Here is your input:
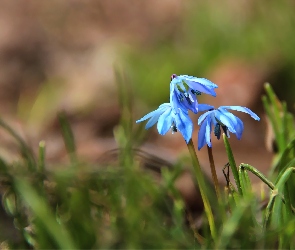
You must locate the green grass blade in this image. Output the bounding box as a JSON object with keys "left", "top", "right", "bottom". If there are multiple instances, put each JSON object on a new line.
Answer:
{"left": 270, "top": 138, "right": 295, "bottom": 175}
{"left": 58, "top": 112, "right": 78, "bottom": 164}
{"left": 266, "top": 168, "right": 294, "bottom": 233}
{"left": 238, "top": 166, "right": 252, "bottom": 197}
{"left": 239, "top": 164, "right": 275, "bottom": 190}
{"left": 216, "top": 197, "right": 252, "bottom": 249}
{"left": 275, "top": 167, "right": 294, "bottom": 190}
{"left": 38, "top": 140, "right": 46, "bottom": 172}
{"left": 223, "top": 134, "right": 242, "bottom": 195}
{"left": 0, "top": 117, "right": 36, "bottom": 170}
{"left": 263, "top": 190, "right": 277, "bottom": 229}
{"left": 274, "top": 157, "right": 295, "bottom": 185}
{"left": 15, "top": 178, "right": 76, "bottom": 249}
{"left": 262, "top": 95, "right": 280, "bottom": 150}
{"left": 264, "top": 83, "right": 285, "bottom": 151}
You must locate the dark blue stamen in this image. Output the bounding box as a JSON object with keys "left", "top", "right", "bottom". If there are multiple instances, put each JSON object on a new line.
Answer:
{"left": 183, "top": 93, "right": 192, "bottom": 104}
{"left": 191, "top": 89, "right": 202, "bottom": 95}
{"left": 178, "top": 93, "right": 184, "bottom": 102}
{"left": 221, "top": 125, "right": 229, "bottom": 138}
{"left": 214, "top": 124, "right": 221, "bottom": 139}
{"left": 171, "top": 124, "right": 177, "bottom": 133}
{"left": 185, "top": 96, "right": 192, "bottom": 105}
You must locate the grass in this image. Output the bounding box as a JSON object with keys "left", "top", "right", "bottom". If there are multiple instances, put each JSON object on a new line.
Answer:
{"left": 0, "top": 81, "right": 295, "bottom": 249}
{"left": 1, "top": 1, "right": 295, "bottom": 248}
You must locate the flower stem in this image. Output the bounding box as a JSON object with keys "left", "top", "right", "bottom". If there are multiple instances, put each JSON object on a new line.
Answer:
{"left": 223, "top": 134, "right": 242, "bottom": 195}
{"left": 207, "top": 145, "right": 221, "bottom": 202}
{"left": 187, "top": 139, "right": 216, "bottom": 240}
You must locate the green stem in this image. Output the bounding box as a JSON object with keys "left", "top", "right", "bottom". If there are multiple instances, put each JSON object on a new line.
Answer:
{"left": 207, "top": 146, "right": 221, "bottom": 202}
{"left": 263, "top": 190, "right": 277, "bottom": 229}
{"left": 239, "top": 164, "right": 275, "bottom": 190}
{"left": 223, "top": 134, "right": 242, "bottom": 195}
{"left": 38, "top": 141, "right": 46, "bottom": 173}
{"left": 187, "top": 139, "right": 216, "bottom": 240}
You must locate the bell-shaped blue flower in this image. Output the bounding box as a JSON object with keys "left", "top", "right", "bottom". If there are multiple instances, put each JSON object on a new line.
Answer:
{"left": 170, "top": 74, "right": 218, "bottom": 114}
{"left": 136, "top": 103, "right": 193, "bottom": 143}
{"left": 197, "top": 105, "right": 260, "bottom": 150}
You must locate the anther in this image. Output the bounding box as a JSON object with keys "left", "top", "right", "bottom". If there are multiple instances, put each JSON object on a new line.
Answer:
{"left": 171, "top": 74, "right": 177, "bottom": 80}
{"left": 221, "top": 125, "right": 230, "bottom": 138}
{"left": 185, "top": 95, "right": 192, "bottom": 105}
{"left": 171, "top": 124, "right": 178, "bottom": 134}
{"left": 191, "top": 89, "right": 202, "bottom": 95}
{"left": 214, "top": 124, "right": 221, "bottom": 139}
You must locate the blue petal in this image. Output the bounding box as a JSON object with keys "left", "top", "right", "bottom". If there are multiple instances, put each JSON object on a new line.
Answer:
{"left": 219, "top": 109, "right": 244, "bottom": 139}
{"left": 172, "top": 75, "right": 217, "bottom": 97}
{"left": 205, "top": 116, "right": 212, "bottom": 147}
{"left": 170, "top": 77, "right": 186, "bottom": 92}
{"left": 198, "top": 110, "right": 213, "bottom": 125}
{"left": 170, "top": 91, "right": 190, "bottom": 113}
{"left": 183, "top": 80, "right": 217, "bottom": 96}
{"left": 159, "top": 103, "right": 172, "bottom": 109}
{"left": 136, "top": 110, "right": 160, "bottom": 124}
{"left": 170, "top": 86, "right": 198, "bottom": 113}
{"left": 145, "top": 113, "right": 161, "bottom": 129}
{"left": 198, "top": 116, "right": 209, "bottom": 150}
{"left": 180, "top": 75, "right": 218, "bottom": 88}
{"left": 187, "top": 89, "right": 199, "bottom": 113}
{"left": 178, "top": 90, "right": 198, "bottom": 114}
{"left": 198, "top": 104, "right": 215, "bottom": 112}
{"left": 157, "top": 107, "right": 173, "bottom": 135}
{"left": 179, "top": 76, "right": 218, "bottom": 96}
{"left": 233, "top": 116, "right": 244, "bottom": 139}
{"left": 146, "top": 104, "right": 171, "bottom": 128}
{"left": 136, "top": 104, "right": 168, "bottom": 124}
{"left": 175, "top": 110, "right": 193, "bottom": 143}
{"left": 214, "top": 109, "right": 237, "bottom": 133}
{"left": 221, "top": 106, "right": 260, "bottom": 121}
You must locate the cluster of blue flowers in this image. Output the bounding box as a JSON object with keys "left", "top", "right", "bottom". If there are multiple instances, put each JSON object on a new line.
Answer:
{"left": 136, "top": 74, "right": 260, "bottom": 150}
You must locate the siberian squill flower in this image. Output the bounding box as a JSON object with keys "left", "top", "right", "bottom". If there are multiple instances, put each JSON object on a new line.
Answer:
{"left": 136, "top": 103, "right": 193, "bottom": 143}
{"left": 170, "top": 74, "right": 218, "bottom": 114}
{"left": 197, "top": 105, "right": 260, "bottom": 150}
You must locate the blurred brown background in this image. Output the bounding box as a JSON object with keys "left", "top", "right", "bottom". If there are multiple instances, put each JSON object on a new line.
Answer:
{"left": 0, "top": 0, "right": 294, "bottom": 184}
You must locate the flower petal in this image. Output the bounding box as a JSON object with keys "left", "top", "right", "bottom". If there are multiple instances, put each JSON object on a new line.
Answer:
{"left": 145, "top": 113, "right": 161, "bottom": 129}
{"left": 198, "top": 104, "right": 215, "bottom": 112}
{"left": 157, "top": 107, "right": 173, "bottom": 135}
{"left": 205, "top": 116, "right": 212, "bottom": 147}
{"left": 214, "top": 109, "right": 237, "bottom": 133}
{"left": 170, "top": 91, "right": 190, "bottom": 113}
{"left": 198, "top": 116, "right": 208, "bottom": 150}
{"left": 136, "top": 104, "right": 168, "bottom": 124}
{"left": 184, "top": 80, "right": 217, "bottom": 96}
{"left": 136, "top": 103, "right": 171, "bottom": 130}
{"left": 232, "top": 116, "right": 244, "bottom": 139}
{"left": 198, "top": 110, "right": 213, "bottom": 125}
{"left": 179, "top": 75, "right": 218, "bottom": 96}
{"left": 221, "top": 106, "right": 260, "bottom": 121}
{"left": 180, "top": 75, "right": 218, "bottom": 88}
{"left": 186, "top": 90, "right": 199, "bottom": 113}
{"left": 175, "top": 110, "right": 193, "bottom": 143}
{"left": 219, "top": 109, "right": 244, "bottom": 139}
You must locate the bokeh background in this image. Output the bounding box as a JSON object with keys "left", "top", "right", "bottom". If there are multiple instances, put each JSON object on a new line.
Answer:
{"left": 0, "top": 0, "right": 294, "bottom": 180}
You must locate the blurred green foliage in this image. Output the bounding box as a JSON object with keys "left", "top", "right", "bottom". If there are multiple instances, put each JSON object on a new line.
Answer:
{"left": 0, "top": 76, "right": 295, "bottom": 248}
{"left": 1, "top": 1, "right": 295, "bottom": 248}
{"left": 0, "top": 113, "right": 193, "bottom": 249}
{"left": 124, "top": 0, "right": 295, "bottom": 109}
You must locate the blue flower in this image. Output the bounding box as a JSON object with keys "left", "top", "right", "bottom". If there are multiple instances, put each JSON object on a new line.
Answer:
{"left": 136, "top": 103, "right": 193, "bottom": 143}
{"left": 197, "top": 105, "right": 260, "bottom": 150}
{"left": 170, "top": 74, "right": 218, "bottom": 114}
